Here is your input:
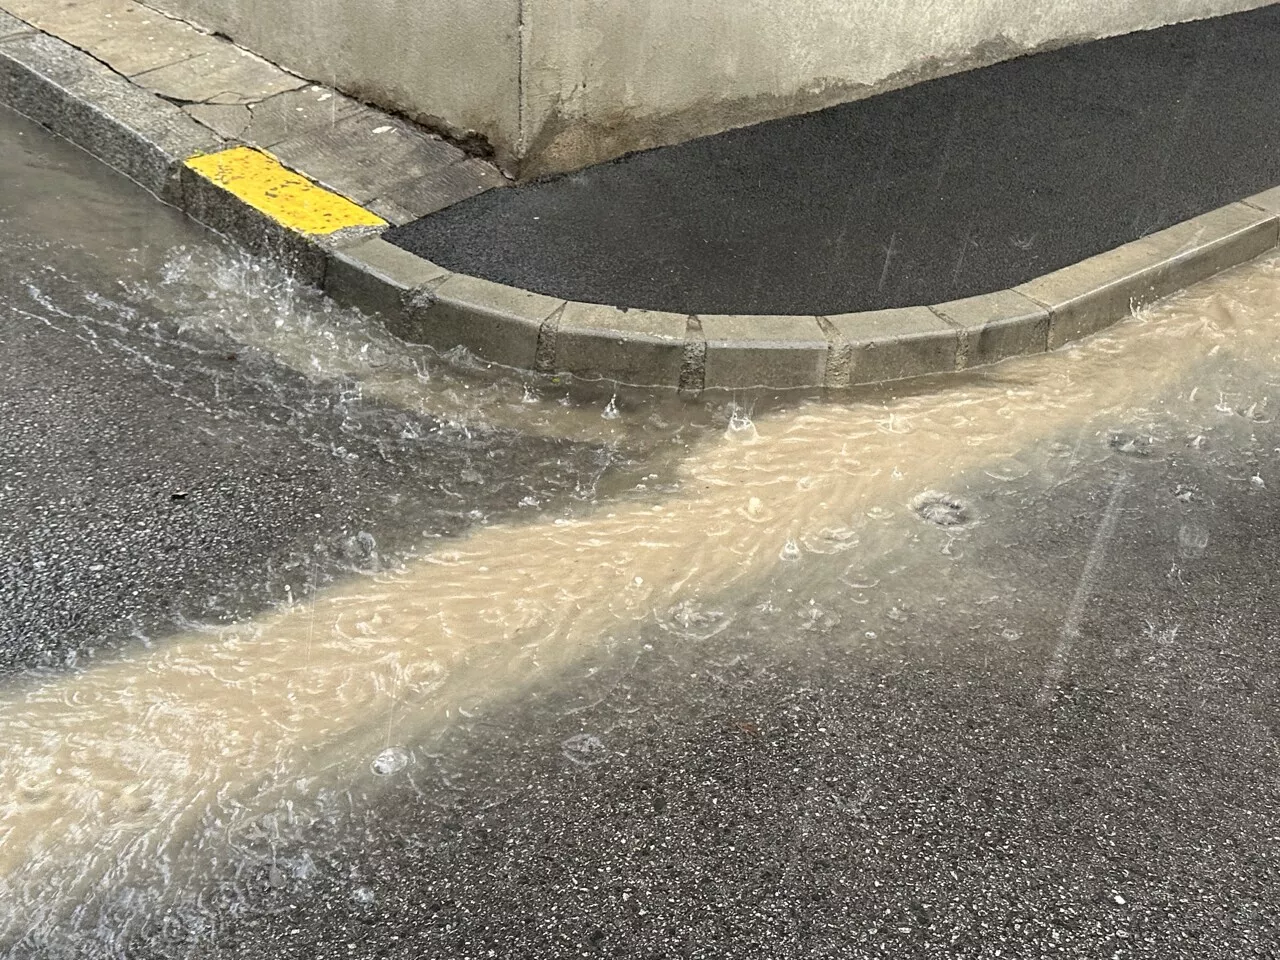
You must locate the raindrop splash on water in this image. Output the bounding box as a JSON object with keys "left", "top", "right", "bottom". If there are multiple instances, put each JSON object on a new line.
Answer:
{"left": 911, "top": 491, "right": 972, "bottom": 527}
{"left": 561, "top": 733, "right": 608, "bottom": 766}
{"left": 724, "top": 410, "right": 759, "bottom": 442}
{"left": 7, "top": 158, "right": 1280, "bottom": 953}
{"left": 371, "top": 746, "right": 410, "bottom": 776}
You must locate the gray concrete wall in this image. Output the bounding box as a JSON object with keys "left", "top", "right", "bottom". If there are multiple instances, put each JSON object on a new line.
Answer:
{"left": 143, "top": 0, "right": 523, "bottom": 167}
{"left": 144, "top": 0, "right": 1274, "bottom": 178}
{"left": 520, "top": 0, "right": 1275, "bottom": 176}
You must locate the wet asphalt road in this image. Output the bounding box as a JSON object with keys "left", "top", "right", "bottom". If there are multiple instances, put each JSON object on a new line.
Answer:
{"left": 6, "top": 85, "right": 1280, "bottom": 960}
{"left": 124, "top": 421, "right": 1280, "bottom": 960}
{"left": 0, "top": 105, "right": 624, "bottom": 673}
{"left": 389, "top": 4, "right": 1280, "bottom": 316}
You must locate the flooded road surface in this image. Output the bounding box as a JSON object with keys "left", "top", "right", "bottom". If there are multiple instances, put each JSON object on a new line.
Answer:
{"left": 2, "top": 103, "right": 1279, "bottom": 959}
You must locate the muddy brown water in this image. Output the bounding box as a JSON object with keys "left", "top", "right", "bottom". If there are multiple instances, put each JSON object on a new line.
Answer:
{"left": 4, "top": 104, "right": 1280, "bottom": 954}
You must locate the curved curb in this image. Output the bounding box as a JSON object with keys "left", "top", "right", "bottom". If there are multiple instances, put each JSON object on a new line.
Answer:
{"left": 4, "top": 13, "right": 1280, "bottom": 394}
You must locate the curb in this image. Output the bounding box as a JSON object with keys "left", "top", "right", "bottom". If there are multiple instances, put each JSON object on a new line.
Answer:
{"left": 4, "top": 8, "right": 1279, "bottom": 394}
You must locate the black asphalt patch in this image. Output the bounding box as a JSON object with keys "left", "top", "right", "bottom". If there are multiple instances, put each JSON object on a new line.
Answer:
{"left": 387, "top": 5, "right": 1280, "bottom": 316}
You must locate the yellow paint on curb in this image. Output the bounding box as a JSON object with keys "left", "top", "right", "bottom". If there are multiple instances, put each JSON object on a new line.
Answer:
{"left": 185, "top": 146, "right": 386, "bottom": 235}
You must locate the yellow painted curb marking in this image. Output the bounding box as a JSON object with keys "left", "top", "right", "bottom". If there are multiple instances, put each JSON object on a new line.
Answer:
{"left": 185, "top": 146, "right": 386, "bottom": 235}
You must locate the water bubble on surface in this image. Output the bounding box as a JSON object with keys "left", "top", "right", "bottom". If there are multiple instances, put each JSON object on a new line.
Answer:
{"left": 779, "top": 539, "right": 802, "bottom": 562}
{"left": 561, "top": 733, "right": 608, "bottom": 766}
{"left": 371, "top": 746, "right": 410, "bottom": 776}
{"left": 912, "top": 491, "right": 972, "bottom": 527}
{"left": 1108, "top": 432, "right": 1153, "bottom": 457}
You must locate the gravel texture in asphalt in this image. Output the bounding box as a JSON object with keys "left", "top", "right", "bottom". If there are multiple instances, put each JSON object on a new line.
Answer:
{"left": 0, "top": 105, "right": 625, "bottom": 674}
{"left": 132, "top": 412, "right": 1280, "bottom": 960}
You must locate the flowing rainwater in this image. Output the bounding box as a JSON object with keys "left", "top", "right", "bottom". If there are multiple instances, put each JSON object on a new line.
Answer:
{"left": 4, "top": 106, "right": 1280, "bottom": 953}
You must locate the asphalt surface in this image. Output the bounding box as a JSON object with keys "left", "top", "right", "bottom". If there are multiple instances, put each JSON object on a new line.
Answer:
{"left": 7, "top": 69, "right": 1280, "bottom": 960}
{"left": 0, "top": 105, "right": 627, "bottom": 674}
{"left": 388, "top": 4, "right": 1280, "bottom": 316}
{"left": 127, "top": 403, "right": 1280, "bottom": 960}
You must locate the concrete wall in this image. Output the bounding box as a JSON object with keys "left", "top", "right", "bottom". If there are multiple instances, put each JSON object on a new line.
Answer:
{"left": 145, "top": 0, "right": 1274, "bottom": 178}
{"left": 520, "top": 0, "right": 1275, "bottom": 176}
{"left": 144, "top": 0, "right": 522, "bottom": 167}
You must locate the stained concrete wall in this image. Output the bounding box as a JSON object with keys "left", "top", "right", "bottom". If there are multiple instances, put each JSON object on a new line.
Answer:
{"left": 520, "top": 0, "right": 1276, "bottom": 176}
{"left": 145, "top": 0, "right": 1274, "bottom": 178}
{"left": 143, "top": 0, "right": 522, "bottom": 167}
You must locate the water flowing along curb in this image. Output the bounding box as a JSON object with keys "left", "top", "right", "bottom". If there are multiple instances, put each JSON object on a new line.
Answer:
{"left": 4, "top": 12, "right": 1280, "bottom": 393}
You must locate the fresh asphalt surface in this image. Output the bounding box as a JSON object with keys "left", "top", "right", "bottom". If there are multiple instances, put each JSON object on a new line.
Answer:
{"left": 389, "top": 4, "right": 1280, "bottom": 316}
{"left": 6, "top": 53, "right": 1280, "bottom": 960}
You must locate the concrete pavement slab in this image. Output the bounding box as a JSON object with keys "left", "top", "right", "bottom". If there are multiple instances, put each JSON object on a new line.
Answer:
{"left": 132, "top": 40, "right": 304, "bottom": 104}
{"left": 271, "top": 110, "right": 468, "bottom": 205}
{"left": 244, "top": 86, "right": 361, "bottom": 145}
{"left": 9, "top": 0, "right": 209, "bottom": 77}
{"left": 373, "top": 155, "right": 507, "bottom": 219}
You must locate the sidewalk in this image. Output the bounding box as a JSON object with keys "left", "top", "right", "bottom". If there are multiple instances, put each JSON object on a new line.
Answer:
{"left": 4, "top": 2, "right": 1280, "bottom": 392}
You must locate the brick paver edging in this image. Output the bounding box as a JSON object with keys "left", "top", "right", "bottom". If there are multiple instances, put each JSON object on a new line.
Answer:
{"left": 5, "top": 11, "right": 1280, "bottom": 393}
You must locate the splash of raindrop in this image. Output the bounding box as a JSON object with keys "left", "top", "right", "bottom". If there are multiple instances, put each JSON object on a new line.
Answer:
{"left": 724, "top": 411, "right": 759, "bottom": 442}
{"left": 371, "top": 746, "right": 410, "bottom": 776}
{"left": 561, "top": 733, "right": 608, "bottom": 766}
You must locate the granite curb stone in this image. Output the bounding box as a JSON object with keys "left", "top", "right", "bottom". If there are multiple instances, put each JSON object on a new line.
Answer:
{"left": 406, "top": 275, "right": 566, "bottom": 370}
{"left": 0, "top": 10, "right": 30, "bottom": 38}
{"left": 697, "top": 315, "right": 830, "bottom": 389}
{"left": 324, "top": 237, "right": 452, "bottom": 331}
{"left": 553, "top": 303, "right": 690, "bottom": 385}
{"left": 3, "top": 6, "right": 1280, "bottom": 393}
{"left": 825, "top": 307, "right": 960, "bottom": 387}
{"left": 1244, "top": 185, "right": 1280, "bottom": 216}
{"left": 0, "top": 30, "right": 221, "bottom": 201}
{"left": 1016, "top": 202, "right": 1279, "bottom": 350}
{"left": 929, "top": 290, "right": 1051, "bottom": 369}
{"left": 177, "top": 161, "right": 330, "bottom": 285}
